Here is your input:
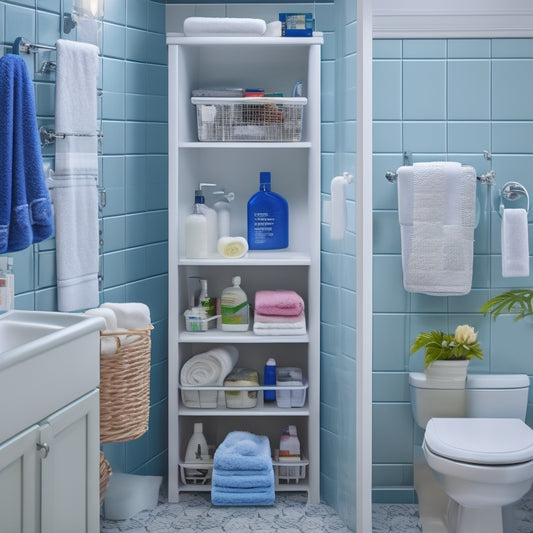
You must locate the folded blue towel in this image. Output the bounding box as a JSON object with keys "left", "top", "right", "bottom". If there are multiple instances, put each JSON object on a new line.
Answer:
{"left": 212, "top": 468, "right": 273, "bottom": 477}
{"left": 214, "top": 431, "right": 273, "bottom": 471}
{"left": 211, "top": 486, "right": 275, "bottom": 506}
{"left": 212, "top": 468, "right": 274, "bottom": 489}
{"left": 213, "top": 485, "right": 273, "bottom": 494}
{"left": 0, "top": 54, "right": 53, "bottom": 252}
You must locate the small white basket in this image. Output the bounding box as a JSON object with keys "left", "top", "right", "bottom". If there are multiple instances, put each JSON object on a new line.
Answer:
{"left": 179, "top": 461, "right": 213, "bottom": 485}
{"left": 192, "top": 97, "right": 307, "bottom": 142}
{"left": 273, "top": 452, "right": 309, "bottom": 484}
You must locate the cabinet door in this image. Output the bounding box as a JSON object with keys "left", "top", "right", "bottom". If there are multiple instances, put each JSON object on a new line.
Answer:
{"left": 40, "top": 390, "right": 99, "bottom": 533}
{"left": 0, "top": 425, "right": 40, "bottom": 533}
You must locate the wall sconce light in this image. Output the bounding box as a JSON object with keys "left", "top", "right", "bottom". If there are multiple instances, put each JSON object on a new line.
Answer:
{"left": 64, "top": 0, "right": 105, "bottom": 34}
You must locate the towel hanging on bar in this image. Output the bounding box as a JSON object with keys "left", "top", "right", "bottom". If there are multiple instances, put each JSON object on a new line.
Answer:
{"left": 397, "top": 162, "right": 477, "bottom": 296}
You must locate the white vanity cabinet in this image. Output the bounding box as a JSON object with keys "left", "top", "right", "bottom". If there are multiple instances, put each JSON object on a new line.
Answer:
{"left": 167, "top": 34, "right": 322, "bottom": 504}
{"left": 0, "top": 311, "right": 103, "bottom": 533}
{"left": 0, "top": 391, "right": 99, "bottom": 533}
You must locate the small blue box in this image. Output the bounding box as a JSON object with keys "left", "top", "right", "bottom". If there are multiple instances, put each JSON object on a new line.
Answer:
{"left": 279, "top": 13, "right": 314, "bottom": 37}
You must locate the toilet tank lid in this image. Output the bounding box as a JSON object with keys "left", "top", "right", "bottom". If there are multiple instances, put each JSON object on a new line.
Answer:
{"left": 466, "top": 374, "right": 530, "bottom": 389}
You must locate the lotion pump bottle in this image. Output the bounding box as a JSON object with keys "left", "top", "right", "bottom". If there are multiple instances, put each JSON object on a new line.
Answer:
{"left": 197, "top": 183, "right": 218, "bottom": 254}
{"left": 247, "top": 171, "right": 289, "bottom": 250}
{"left": 221, "top": 276, "right": 249, "bottom": 332}
{"left": 185, "top": 191, "right": 208, "bottom": 258}
{"left": 185, "top": 422, "right": 209, "bottom": 462}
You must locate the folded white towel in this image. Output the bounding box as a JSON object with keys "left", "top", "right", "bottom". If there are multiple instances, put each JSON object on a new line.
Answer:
{"left": 184, "top": 17, "right": 267, "bottom": 37}
{"left": 501, "top": 208, "right": 530, "bottom": 278}
{"left": 101, "top": 302, "right": 151, "bottom": 330}
{"left": 252, "top": 325, "right": 307, "bottom": 336}
{"left": 85, "top": 307, "right": 118, "bottom": 331}
{"left": 397, "top": 162, "right": 477, "bottom": 296}
{"left": 180, "top": 346, "right": 239, "bottom": 407}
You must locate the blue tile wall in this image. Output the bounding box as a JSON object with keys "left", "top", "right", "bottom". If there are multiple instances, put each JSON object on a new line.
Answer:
{"left": 0, "top": 0, "right": 168, "bottom": 476}
{"left": 373, "top": 38, "right": 533, "bottom": 503}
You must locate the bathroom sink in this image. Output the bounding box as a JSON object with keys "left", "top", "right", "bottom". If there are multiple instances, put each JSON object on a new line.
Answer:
{"left": 0, "top": 310, "right": 105, "bottom": 443}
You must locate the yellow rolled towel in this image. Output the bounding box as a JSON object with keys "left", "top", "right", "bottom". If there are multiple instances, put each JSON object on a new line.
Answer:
{"left": 217, "top": 236, "right": 249, "bottom": 258}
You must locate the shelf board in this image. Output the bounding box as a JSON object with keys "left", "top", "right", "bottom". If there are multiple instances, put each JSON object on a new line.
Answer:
{"left": 178, "top": 251, "right": 311, "bottom": 266}
{"left": 178, "top": 329, "right": 309, "bottom": 343}
{"left": 178, "top": 404, "right": 310, "bottom": 416}
{"left": 179, "top": 142, "right": 312, "bottom": 149}
{"left": 167, "top": 33, "right": 324, "bottom": 46}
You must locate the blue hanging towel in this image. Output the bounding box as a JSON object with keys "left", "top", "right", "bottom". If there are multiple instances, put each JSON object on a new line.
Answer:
{"left": 0, "top": 54, "right": 53, "bottom": 253}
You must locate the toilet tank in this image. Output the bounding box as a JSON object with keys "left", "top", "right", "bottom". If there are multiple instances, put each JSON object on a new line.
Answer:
{"left": 466, "top": 374, "right": 530, "bottom": 421}
{"left": 409, "top": 372, "right": 467, "bottom": 429}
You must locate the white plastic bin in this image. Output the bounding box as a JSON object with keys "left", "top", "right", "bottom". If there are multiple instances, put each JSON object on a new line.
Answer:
{"left": 276, "top": 367, "right": 307, "bottom": 408}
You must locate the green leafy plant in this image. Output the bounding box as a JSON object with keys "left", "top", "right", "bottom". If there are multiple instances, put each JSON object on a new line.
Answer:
{"left": 480, "top": 289, "right": 533, "bottom": 321}
{"left": 410, "top": 325, "right": 484, "bottom": 369}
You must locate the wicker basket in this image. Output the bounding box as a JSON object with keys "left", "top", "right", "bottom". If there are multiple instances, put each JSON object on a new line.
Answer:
{"left": 99, "top": 326, "right": 152, "bottom": 444}
{"left": 99, "top": 451, "right": 112, "bottom": 502}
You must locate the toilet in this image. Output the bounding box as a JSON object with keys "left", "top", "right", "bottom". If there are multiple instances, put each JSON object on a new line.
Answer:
{"left": 410, "top": 372, "right": 533, "bottom": 533}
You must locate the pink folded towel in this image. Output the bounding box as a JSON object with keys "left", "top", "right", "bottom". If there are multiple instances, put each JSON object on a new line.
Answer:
{"left": 254, "top": 311, "right": 304, "bottom": 324}
{"left": 254, "top": 290, "right": 304, "bottom": 317}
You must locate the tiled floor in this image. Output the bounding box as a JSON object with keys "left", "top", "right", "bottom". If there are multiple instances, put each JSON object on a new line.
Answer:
{"left": 101, "top": 486, "right": 533, "bottom": 532}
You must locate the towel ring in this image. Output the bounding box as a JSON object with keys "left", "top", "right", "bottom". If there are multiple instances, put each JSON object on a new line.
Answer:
{"left": 498, "top": 181, "right": 530, "bottom": 216}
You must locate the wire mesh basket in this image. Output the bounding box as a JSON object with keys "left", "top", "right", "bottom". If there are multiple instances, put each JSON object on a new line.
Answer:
{"left": 192, "top": 97, "right": 307, "bottom": 142}
{"left": 99, "top": 326, "right": 153, "bottom": 444}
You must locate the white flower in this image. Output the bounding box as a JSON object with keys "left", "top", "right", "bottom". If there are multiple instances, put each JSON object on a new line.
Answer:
{"left": 454, "top": 324, "right": 477, "bottom": 344}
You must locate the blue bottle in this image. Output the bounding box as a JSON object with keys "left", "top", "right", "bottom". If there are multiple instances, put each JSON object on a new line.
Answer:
{"left": 264, "top": 358, "right": 276, "bottom": 401}
{"left": 247, "top": 172, "right": 289, "bottom": 250}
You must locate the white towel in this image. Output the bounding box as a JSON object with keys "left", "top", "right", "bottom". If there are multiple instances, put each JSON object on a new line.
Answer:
{"left": 501, "top": 208, "right": 530, "bottom": 278}
{"left": 184, "top": 17, "right": 267, "bottom": 37}
{"left": 180, "top": 346, "right": 239, "bottom": 408}
{"left": 397, "top": 162, "right": 476, "bottom": 296}
{"left": 84, "top": 307, "right": 118, "bottom": 331}
{"left": 53, "top": 40, "right": 100, "bottom": 312}
{"left": 101, "top": 302, "right": 151, "bottom": 330}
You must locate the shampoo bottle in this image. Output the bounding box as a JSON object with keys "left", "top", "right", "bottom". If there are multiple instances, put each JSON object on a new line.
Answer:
{"left": 185, "top": 422, "right": 209, "bottom": 462}
{"left": 185, "top": 191, "right": 208, "bottom": 258}
{"left": 213, "top": 191, "right": 235, "bottom": 239}
{"left": 247, "top": 171, "right": 289, "bottom": 250}
{"left": 199, "top": 279, "right": 215, "bottom": 318}
{"left": 221, "top": 276, "right": 249, "bottom": 332}
{"left": 264, "top": 357, "right": 277, "bottom": 401}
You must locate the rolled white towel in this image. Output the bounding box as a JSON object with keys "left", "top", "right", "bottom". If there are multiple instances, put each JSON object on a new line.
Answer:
{"left": 100, "top": 336, "right": 119, "bottom": 356}
{"left": 101, "top": 302, "right": 151, "bottom": 330}
{"left": 180, "top": 346, "right": 239, "bottom": 386}
{"left": 85, "top": 307, "right": 118, "bottom": 331}
{"left": 184, "top": 17, "right": 266, "bottom": 37}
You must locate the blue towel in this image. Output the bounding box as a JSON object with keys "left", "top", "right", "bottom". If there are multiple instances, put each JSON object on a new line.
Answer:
{"left": 212, "top": 468, "right": 274, "bottom": 489}
{"left": 211, "top": 487, "right": 275, "bottom": 506}
{"left": 0, "top": 54, "right": 53, "bottom": 253}
{"left": 213, "top": 431, "right": 273, "bottom": 471}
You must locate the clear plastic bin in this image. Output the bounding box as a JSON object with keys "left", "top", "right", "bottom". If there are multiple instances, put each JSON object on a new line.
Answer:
{"left": 276, "top": 367, "right": 307, "bottom": 408}
{"left": 192, "top": 97, "right": 307, "bottom": 142}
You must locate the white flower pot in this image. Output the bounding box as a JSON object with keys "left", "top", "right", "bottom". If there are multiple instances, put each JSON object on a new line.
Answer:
{"left": 425, "top": 360, "right": 469, "bottom": 389}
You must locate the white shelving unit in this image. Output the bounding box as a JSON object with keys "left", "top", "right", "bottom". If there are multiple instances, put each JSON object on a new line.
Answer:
{"left": 167, "top": 33, "right": 322, "bottom": 504}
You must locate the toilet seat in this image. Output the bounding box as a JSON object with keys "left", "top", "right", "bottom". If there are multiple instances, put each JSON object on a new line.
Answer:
{"left": 425, "top": 418, "right": 533, "bottom": 465}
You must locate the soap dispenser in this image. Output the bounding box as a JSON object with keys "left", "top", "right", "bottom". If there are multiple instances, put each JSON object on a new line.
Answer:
{"left": 185, "top": 191, "right": 208, "bottom": 258}
{"left": 197, "top": 183, "right": 218, "bottom": 254}
{"left": 185, "top": 422, "right": 209, "bottom": 462}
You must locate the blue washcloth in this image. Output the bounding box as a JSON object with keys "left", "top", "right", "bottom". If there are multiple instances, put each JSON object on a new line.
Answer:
{"left": 213, "top": 431, "right": 273, "bottom": 471}
{"left": 0, "top": 54, "right": 53, "bottom": 252}
{"left": 211, "top": 487, "right": 275, "bottom": 506}
{"left": 212, "top": 468, "right": 274, "bottom": 489}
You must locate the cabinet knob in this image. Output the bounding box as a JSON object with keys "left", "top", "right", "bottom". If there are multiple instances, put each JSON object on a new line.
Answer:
{"left": 36, "top": 442, "right": 50, "bottom": 459}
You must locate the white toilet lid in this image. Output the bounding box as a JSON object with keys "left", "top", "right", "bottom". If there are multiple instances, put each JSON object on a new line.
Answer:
{"left": 425, "top": 418, "right": 533, "bottom": 465}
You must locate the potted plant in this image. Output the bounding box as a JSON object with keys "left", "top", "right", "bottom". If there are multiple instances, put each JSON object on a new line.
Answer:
{"left": 480, "top": 289, "right": 533, "bottom": 321}
{"left": 410, "top": 325, "right": 484, "bottom": 386}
